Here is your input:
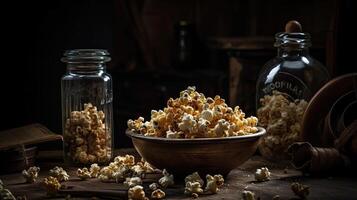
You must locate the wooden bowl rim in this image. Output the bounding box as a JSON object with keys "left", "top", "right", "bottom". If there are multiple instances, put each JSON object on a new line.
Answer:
{"left": 126, "top": 127, "right": 266, "bottom": 143}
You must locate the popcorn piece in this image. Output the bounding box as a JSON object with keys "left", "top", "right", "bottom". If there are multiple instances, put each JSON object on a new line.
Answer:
{"left": 77, "top": 168, "right": 91, "bottom": 180}
{"left": 64, "top": 103, "right": 111, "bottom": 164}
{"left": 166, "top": 130, "right": 182, "bottom": 139}
{"left": 242, "top": 190, "right": 256, "bottom": 200}
{"left": 124, "top": 177, "right": 142, "bottom": 187}
{"left": 291, "top": 182, "right": 309, "bottom": 199}
{"left": 272, "top": 195, "right": 280, "bottom": 200}
{"left": 96, "top": 154, "right": 154, "bottom": 183}
{"left": 97, "top": 157, "right": 133, "bottom": 183}
{"left": 128, "top": 185, "right": 148, "bottom": 200}
{"left": 205, "top": 174, "right": 225, "bottom": 194}
{"left": 178, "top": 113, "right": 197, "bottom": 134}
{"left": 200, "top": 108, "right": 214, "bottom": 122}
{"left": 149, "top": 183, "right": 159, "bottom": 191}
{"left": 213, "top": 174, "right": 225, "bottom": 187}
{"left": 254, "top": 167, "right": 271, "bottom": 182}
{"left": 49, "top": 166, "right": 69, "bottom": 182}
{"left": 98, "top": 166, "right": 115, "bottom": 182}
{"left": 197, "top": 118, "right": 210, "bottom": 133}
{"left": 185, "top": 172, "right": 204, "bottom": 186}
{"left": 115, "top": 165, "right": 133, "bottom": 181}
{"left": 114, "top": 154, "right": 135, "bottom": 166}
{"left": 205, "top": 175, "right": 217, "bottom": 194}
{"left": 22, "top": 166, "right": 40, "bottom": 183}
{"left": 184, "top": 181, "right": 203, "bottom": 196}
{"left": 214, "top": 119, "right": 229, "bottom": 137}
{"left": 43, "top": 176, "right": 61, "bottom": 196}
{"left": 158, "top": 169, "right": 174, "bottom": 188}
{"left": 151, "top": 189, "right": 165, "bottom": 199}
{"left": 130, "top": 158, "right": 154, "bottom": 177}
{"left": 90, "top": 163, "right": 101, "bottom": 178}
{"left": 127, "top": 86, "right": 258, "bottom": 139}
{"left": 98, "top": 174, "right": 110, "bottom": 182}
{"left": 130, "top": 165, "right": 145, "bottom": 177}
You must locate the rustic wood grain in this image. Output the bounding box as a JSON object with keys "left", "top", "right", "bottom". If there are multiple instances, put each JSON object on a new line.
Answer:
{"left": 1, "top": 149, "right": 356, "bottom": 200}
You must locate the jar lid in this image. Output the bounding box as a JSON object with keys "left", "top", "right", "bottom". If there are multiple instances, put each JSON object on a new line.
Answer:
{"left": 61, "top": 49, "right": 111, "bottom": 63}
{"left": 274, "top": 32, "right": 311, "bottom": 48}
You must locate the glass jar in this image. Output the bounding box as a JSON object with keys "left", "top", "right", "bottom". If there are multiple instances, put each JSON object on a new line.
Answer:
{"left": 256, "top": 30, "right": 329, "bottom": 161}
{"left": 61, "top": 49, "right": 113, "bottom": 165}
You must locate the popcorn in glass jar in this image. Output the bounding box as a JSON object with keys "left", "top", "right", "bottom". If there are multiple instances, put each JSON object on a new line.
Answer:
{"left": 61, "top": 49, "right": 113, "bottom": 165}
{"left": 256, "top": 21, "right": 329, "bottom": 160}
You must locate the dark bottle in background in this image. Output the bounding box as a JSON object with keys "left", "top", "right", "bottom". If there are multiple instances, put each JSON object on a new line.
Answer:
{"left": 172, "top": 20, "right": 197, "bottom": 70}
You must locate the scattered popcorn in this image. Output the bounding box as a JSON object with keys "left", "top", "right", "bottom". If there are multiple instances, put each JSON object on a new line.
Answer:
{"left": 90, "top": 164, "right": 101, "bottom": 178}
{"left": 49, "top": 166, "right": 69, "bottom": 182}
{"left": 131, "top": 159, "right": 154, "bottom": 177}
{"left": 98, "top": 166, "right": 115, "bottom": 182}
{"left": 114, "top": 154, "right": 135, "bottom": 166}
{"left": 291, "top": 182, "right": 309, "bottom": 199}
{"left": 205, "top": 174, "right": 223, "bottom": 194}
{"left": 272, "top": 194, "right": 280, "bottom": 200}
{"left": 77, "top": 168, "right": 91, "bottom": 180}
{"left": 124, "top": 177, "right": 142, "bottom": 187}
{"left": 151, "top": 189, "right": 166, "bottom": 199}
{"left": 149, "top": 183, "right": 159, "bottom": 191}
{"left": 115, "top": 165, "right": 133, "bottom": 182}
{"left": 242, "top": 190, "right": 256, "bottom": 200}
{"left": 64, "top": 103, "right": 111, "bottom": 164}
{"left": 96, "top": 154, "right": 138, "bottom": 182}
{"left": 158, "top": 169, "right": 174, "bottom": 188}
{"left": 257, "top": 91, "right": 307, "bottom": 160}
{"left": 43, "top": 176, "right": 61, "bottom": 196}
{"left": 205, "top": 174, "right": 225, "bottom": 194}
{"left": 22, "top": 166, "right": 40, "bottom": 183}
{"left": 127, "top": 86, "right": 258, "bottom": 138}
{"left": 255, "top": 167, "right": 271, "bottom": 182}
{"left": 128, "top": 185, "right": 148, "bottom": 200}
{"left": 185, "top": 172, "right": 204, "bottom": 186}
{"left": 98, "top": 174, "right": 111, "bottom": 182}
{"left": 184, "top": 181, "right": 203, "bottom": 196}
{"left": 213, "top": 174, "right": 225, "bottom": 187}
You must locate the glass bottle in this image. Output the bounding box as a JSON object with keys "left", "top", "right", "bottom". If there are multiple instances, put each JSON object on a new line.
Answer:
{"left": 172, "top": 20, "right": 195, "bottom": 70}
{"left": 61, "top": 49, "right": 113, "bottom": 165}
{"left": 256, "top": 22, "right": 329, "bottom": 161}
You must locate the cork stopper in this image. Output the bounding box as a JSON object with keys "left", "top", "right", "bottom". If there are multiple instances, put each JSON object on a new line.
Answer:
{"left": 285, "top": 20, "right": 302, "bottom": 33}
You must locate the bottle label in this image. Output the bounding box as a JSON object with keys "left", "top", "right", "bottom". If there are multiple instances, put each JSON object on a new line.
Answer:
{"left": 261, "top": 72, "right": 311, "bottom": 100}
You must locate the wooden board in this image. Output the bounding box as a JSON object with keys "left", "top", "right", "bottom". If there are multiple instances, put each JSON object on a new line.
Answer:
{"left": 1, "top": 149, "right": 356, "bottom": 200}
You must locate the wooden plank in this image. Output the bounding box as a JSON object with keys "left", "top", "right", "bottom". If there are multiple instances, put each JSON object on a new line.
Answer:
{"left": 1, "top": 150, "right": 356, "bottom": 200}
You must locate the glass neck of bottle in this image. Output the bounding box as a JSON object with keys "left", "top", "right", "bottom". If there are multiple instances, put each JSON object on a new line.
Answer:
{"left": 66, "top": 63, "right": 106, "bottom": 75}
{"left": 277, "top": 46, "right": 309, "bottom": 58}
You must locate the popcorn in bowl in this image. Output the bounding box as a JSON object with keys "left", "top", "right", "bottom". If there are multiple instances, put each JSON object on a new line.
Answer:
{"left": 127, "top": 86, "right": 259, "bottom": 138}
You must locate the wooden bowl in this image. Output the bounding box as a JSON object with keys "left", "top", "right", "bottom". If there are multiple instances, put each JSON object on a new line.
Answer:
{"left": 126, "top": 127, "right": 266, "bottom": 176}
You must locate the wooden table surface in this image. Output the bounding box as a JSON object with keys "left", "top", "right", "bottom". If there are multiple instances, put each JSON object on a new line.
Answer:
{"left": 1, "top": 149, "right": 356, "bottom": 200}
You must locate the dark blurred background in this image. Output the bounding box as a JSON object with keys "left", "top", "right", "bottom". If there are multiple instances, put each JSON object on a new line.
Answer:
{"left": 1, "top": 0, "right": 355, "bottom": 148}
